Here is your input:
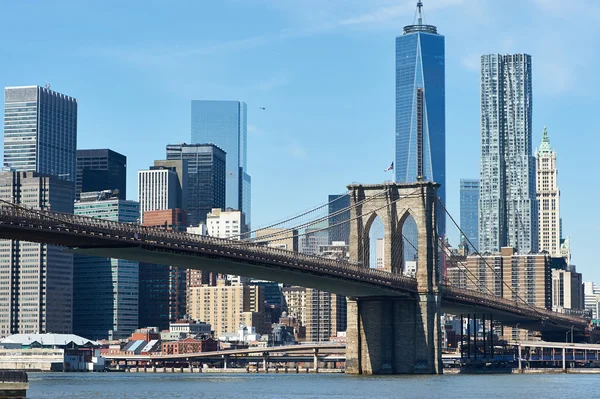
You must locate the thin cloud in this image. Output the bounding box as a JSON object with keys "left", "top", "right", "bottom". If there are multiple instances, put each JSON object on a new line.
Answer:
{"left": 461, "top": 53, "right": 480, "bottom": 72}
{"left": 532, "top": 0, "right": 600, "bottom": 20}
{"left": 287, "top": 140, "right": 308, "bottom": 159}
{"left": 252, "top": 74, "right": 289, "bottom": 91}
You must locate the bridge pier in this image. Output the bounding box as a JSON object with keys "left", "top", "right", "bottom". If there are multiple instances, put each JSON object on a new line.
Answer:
{"left": 346, "top": 294, "right": 442, "bottom": 375}
{"left": 346, "top": 182, "right": 442, "bottom": 375}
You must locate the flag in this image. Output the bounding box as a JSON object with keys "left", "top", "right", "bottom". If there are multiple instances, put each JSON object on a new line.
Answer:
{"left": 384, "top": 162, "right": 393, "bottom": 172}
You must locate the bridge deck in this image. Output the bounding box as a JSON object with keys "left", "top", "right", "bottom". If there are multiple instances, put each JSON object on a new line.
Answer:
{"left": 0, "top": 206, "right": 589, "bottom": 331}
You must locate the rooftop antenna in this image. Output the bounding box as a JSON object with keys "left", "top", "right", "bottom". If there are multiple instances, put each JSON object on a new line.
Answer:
{"left": 417, "top": 1, "right": 423, "bottom": 25}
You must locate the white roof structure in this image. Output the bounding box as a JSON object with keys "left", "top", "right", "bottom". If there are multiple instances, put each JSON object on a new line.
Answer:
{"left": 0, "top": 333, "right": 96, "bottom": 347}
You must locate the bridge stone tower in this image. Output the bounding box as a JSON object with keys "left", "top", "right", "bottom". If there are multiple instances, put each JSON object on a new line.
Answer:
{"left": 345, "top": 181, "right": 442, "bottom": 374}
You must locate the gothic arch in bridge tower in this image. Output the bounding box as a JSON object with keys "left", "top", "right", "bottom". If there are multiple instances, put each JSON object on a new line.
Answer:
{"left": 361, "top": 211, "right": 395, "bottom": 272}
{"left": 396, "top": 209, "right": 419, "bottom": 277}
{"left": 346, "top": 182, "right": 443, "bottom": 375}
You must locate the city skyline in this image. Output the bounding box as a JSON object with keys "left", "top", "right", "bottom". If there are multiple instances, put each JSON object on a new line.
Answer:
{"left": 0, "top": 0, "right": 598, "bottom": 282}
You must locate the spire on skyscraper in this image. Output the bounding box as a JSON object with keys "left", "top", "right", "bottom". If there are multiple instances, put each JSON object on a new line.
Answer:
{"left": 539, "top": 126, "right": 553, "bottom": 154}
{"left": 404, "top": 0, "right": 437, "bottom": 34}
{"left": 417, "top": 1, "right": 423, "bottom": 25}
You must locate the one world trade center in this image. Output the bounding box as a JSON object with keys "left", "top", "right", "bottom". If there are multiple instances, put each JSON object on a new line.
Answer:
{"left": 395, "top": 1, "right": 445, "bottom": 237}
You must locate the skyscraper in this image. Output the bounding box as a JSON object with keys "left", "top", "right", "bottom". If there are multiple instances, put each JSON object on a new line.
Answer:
{"left": 76, "top": 149, "right": 127, "bottom": 200}
{"left": 166, "top": 143, "right": 226, "bottom": 226}
{"left": 1, "top": 85, "right": 77, "bottom": 337}
{"left": 460, "top": 179, "right": 479, "bottom": 251}
{"left": 73, "top": 190, "right": 139, "bottom": 340}
{"left": 395, "top": 1, "right": 445, "bottom": 235}
{"left": 0, "top": 171, "right": 74, "bottom": 336}
{"left": 479, "top": 54, "right": 537, "bottom": 254}
{"left": 137, "top": 160, "right": 187, "bottom": 224}
{"left": 327, "top": 194, "right": 350, "bottom": 245}
{"left": 535, "top": 128, "right": 560, "bottom": 257}
{"left": 139, "top": 210, "right": 188, "bottom": 330}
{"left": 191, "top": 100, "right": 251, "bottom": 231}
{"left": 4, "top": 86, "right": 77, "bottom": 184}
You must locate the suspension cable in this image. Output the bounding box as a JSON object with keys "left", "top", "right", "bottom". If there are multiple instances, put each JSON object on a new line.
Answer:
{"left": 229, "top": 191, "right": 352, "bottom": 240}
{"left": 435, "top": 196, "right": 543, "bottom": 315}
{"left": 238, "top": 189, "right": 390, "bottom": 243}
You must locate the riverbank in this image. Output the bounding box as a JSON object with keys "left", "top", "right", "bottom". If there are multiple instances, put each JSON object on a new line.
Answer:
{"left": 125, "top": 366, "right": 343, "bottom": 374}
{"left": 444, "top": 367, "right": 600, "bottom": 374}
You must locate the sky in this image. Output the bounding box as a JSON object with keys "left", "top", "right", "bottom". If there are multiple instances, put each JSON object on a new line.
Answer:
{"left": 1, "top": 0, "right": 599, "bottom": 280}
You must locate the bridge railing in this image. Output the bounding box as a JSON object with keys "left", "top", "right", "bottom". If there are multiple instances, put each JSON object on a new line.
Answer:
{"left": 441, "top": 284, "right": 587, "bottom": 326}
{"left": 0, "top": 205, "right": 591, "bottom": 326}
{"left": 0, "top": 205, "right": 418, "bottom": 290}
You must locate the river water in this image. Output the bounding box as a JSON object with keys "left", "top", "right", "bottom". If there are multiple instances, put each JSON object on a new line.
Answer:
{"left": 26, "top": 372, "right": 595, "bottom": 399}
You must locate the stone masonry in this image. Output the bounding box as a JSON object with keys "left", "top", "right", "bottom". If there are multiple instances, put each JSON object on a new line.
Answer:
{"left": 345, "top": 182, "right": 442, "bottom": 374}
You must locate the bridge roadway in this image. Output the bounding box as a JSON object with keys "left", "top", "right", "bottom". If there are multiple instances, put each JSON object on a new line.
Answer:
{"left": 0, "top": 206, "right": 589, "bottom": 332}
{"left": 105, "top": 343, "right": 345, "bottom": 362}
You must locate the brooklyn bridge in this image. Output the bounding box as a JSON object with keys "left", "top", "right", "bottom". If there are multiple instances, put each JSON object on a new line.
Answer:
{"left": 0, "top": 181, "right": 591, "bottom": 375}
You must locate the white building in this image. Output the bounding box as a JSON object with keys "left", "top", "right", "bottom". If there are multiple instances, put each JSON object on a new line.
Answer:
{"left": 206, "top": 208, "right": 243, "bottom": 239}
{"left": 187, "top": 224, "right": 208, "bottom": 236}
{"left": 376, "top": 238, "right": 384, "bottom": 269}
{"left": 535, "top": 127, "right": 561, "bottom": 257}
{"left": 551, "top": 268, "right": 583, "bottom": 312}
{"left": 404, "top": 260, "right": 417, "bottom": 278}
{"left": 206, "top": 208, "right": 245, "bottom": 283}
{"left": 584, "top": 282, "right": 600, "bottom": 323}
{"left": 138, "top": 167, "right": 180, "bottom": 224}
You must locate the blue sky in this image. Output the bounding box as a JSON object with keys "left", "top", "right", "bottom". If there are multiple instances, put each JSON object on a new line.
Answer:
{"left": 1, "top": 0, "right": 599, "bottom": 280}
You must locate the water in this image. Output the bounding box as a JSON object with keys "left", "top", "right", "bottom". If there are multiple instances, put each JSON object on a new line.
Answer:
{"left": 25, "top": 372, "right": 597, "bottom": 399}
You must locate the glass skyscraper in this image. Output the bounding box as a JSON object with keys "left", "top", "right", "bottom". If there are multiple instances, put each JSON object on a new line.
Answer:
{"left": 166, "top": 143, "right": 226, "bottom": 226}
{"left": 328, "top": 194, "right": 350, "bottom": 245}
{"left": 479, "top": 54, "right": 537, "bottom": 254}
{"left": 73, "top": 191, "right": 140, "bottom": 340}
{"left": 1, "top": 85, "right": 77, "bottom": 336}
{"left": 460, "top": 179, "right": 479, "bottom": 252}
{"left": 191, "top": 100, "right": 251, "bottom": 231}
{"left": 4, "top": 85, "right": 77, "bottom": 184}
{"left": 76, "top": 149, "right": 127, "bottom": 200}
{"left": 395, "top": 2, "right": 445, "bottom": 235}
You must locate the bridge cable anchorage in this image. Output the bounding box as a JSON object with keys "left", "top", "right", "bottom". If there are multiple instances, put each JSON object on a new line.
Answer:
{"left": 435, "top": 196, "right": 544, "bottom": 318}
{"left": 229, "top": 189, "right": 423, "bottom": 249}
{"left": 235, "top": 188, "right": 392, "bottom": 244}
{"left": 228, "top": 191, "right": 354, "bottom": 241}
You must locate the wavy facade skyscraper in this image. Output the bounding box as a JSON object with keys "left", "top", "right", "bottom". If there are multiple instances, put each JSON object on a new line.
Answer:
{"left": 395, "top": 1, "right": 445, "bottom": 236}
{"left": 479, "top": 54, "right": 537, "bottom": 254}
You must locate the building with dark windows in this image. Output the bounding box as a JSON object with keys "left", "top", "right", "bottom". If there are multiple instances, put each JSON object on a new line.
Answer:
{"left": 76, "top": 149, "right": 127, "bottom": 200}
{"left": 0, "top": 171, "right": 74, "bottom": 336}
{"left": 460, "top": 179, "right": 479, "bottom": 252}
{"left": 4, "top": 85, "right": 77, "bottom": 185}
{"left": 166, "top": 143, "right": 226, "bottom": 226}
{"left": 395, "top": 2, "right": 445, "bottom": 236}
{"left": 479, "top": 54, "right": 537, "bottom": 254}
{"left": 73, "top": 190, "right": 139, "bottom": 340}
{"left": 1, "top": 85, "right": 77, "bottom": 337}
{"left": 327, "top": 194, "right": 350, "bottom": 245}
{"left": 191, "top": 100, "right": 251, "bottom": 232}
{"left": 138, "top": 210, "right": 188, "bottom": 330}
